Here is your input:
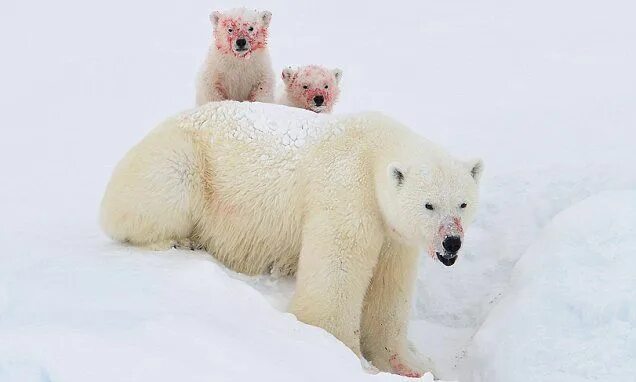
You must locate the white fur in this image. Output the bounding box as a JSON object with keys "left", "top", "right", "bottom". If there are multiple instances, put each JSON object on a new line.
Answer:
{"left": 100, "top": 101, "right": 482, "bottom": 377}
{"left": 195, "top": 8, "right": 274, "bottom": 105}
{"left": 276, "top": 65, "right": 343, "bottom": 113}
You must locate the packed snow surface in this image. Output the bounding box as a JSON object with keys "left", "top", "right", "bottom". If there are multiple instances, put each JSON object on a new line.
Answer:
{"left": 464, "top": 191, "right": 636, "bottom": 382}
{"left": 184, "top": 101, "right": 337, "bottom": 151}
{"left": 1, "top": 0, "right": 635, "bottom": 381}
{"left": 0, "top": 245, "right": 434, "bottom": 382}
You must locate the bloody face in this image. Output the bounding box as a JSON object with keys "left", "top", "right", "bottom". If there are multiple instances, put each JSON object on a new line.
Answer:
{"left": 214, "top": 15, "right": 269, "bottom": 58}
{"left": 284, "top": 66, "right": 341, "bottom": 113}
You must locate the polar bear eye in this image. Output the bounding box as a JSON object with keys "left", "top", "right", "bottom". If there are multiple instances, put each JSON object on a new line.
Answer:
{"left": 248, "top": 26, "right": 254, "bottom": 32}
{"left": 460, "top": 203, "right": 467, "bottom": 208}
{"left": 425, "top": 203, "right": 434, "bottom": 210}
{"left": 324, "top": 85, "right": 329, "bottom": 89}
{"left": 228, "top": 28, "right": 233, "bottom": 33}
{"left": 303, "top": 85, "right": 308, "bottom": 89}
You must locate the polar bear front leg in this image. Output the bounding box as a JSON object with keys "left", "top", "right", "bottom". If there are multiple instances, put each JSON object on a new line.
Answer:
{"left": 361, "top": 241, "right": 431, "bottom": 377}
{"left": 291, "top": 213, "right": 383, "bottom": 356}
{"left": 196, "top": 73, "right": 228, "bottom": 105}
{"left": 248, "top": 77, "right": 274, "bottom": 103}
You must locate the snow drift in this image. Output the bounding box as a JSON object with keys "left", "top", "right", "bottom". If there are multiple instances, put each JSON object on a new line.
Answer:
{"left": 0, "top": 243, "right": 438, "bottom": 382}
{"left": 464, "top": 191, "right": 636, "bottom": 382}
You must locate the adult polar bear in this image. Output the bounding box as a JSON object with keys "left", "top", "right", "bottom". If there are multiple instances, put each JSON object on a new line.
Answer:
{"left": 100, "top": 101, "right": 482, "bottom": 377}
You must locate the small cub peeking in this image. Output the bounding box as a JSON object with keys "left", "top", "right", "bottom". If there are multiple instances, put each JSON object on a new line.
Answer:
{"left": 196, "top": 8, "right": 275, "bottom": 105}
{"left": 277, "top": 65, "right": 342, "bottom": 113}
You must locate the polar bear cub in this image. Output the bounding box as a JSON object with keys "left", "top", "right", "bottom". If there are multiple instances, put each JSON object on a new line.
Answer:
{"left": 196, "top": 8, "right": 275, "bottom": 105}
{"left": 277, "top": 65, "right": 342, "bottom": 113}
{"left": 100, "top": 101, "right": 482, "bottom": 377}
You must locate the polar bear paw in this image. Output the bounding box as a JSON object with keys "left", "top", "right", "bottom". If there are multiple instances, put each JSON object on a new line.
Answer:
{"left": 389, "top": 354, "right": 423, "bottom": 378}
{"left": 140, "top": 239, "right": 203, "bottom": 251}
{"left": 172, "top": 238, "right": 204, "bottom": 251}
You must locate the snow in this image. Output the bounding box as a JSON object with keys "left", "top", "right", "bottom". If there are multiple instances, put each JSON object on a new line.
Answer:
{"left": 464, "top": 191, "right": 636, "bottom": 382}
{"left": 0, "top": 247, "right": 429, "bottom": 382}
{"left": 1, "top": 0, "right": 635, "bottom": 381}
{"left": 186, "top": 101, "right": 335, "bottom": 151}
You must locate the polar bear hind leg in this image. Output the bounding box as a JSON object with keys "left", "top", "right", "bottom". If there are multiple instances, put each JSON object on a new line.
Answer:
{"left": 100, "top": 125, "right": 201, "bottom": 250}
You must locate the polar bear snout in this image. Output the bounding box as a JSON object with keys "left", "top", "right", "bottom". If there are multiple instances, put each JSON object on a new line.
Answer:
{"left": 434, "top": 236, "right": 461, "bottom": 267}
{"left": 234, "top": 38, "right": 250, "bottom": 53}
{"left": 442, "top": 235, "right": 462, "bottom": 254}
{"left": 434, "top": 217, "right": 465, "bottom": 266}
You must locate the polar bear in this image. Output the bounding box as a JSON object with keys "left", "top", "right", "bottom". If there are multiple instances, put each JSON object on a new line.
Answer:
{"left": 196, "top": 8, "right": 274, "bottom": 105}
{"left": 276, "top": 65, "right": 343, "bottom": 113}
{"left": 100, "top": 101, "right": 483, "bottom": 377}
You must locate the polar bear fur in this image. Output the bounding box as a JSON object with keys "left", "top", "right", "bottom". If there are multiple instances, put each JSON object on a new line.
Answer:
{"left": 100, "top": 101, "right": 482, "bottom": 377}
{"left": 196, "top": 8, "right": 275, "bottom": 105}
{"left": 276, "top": 65, "right": 343, "bottom": 113}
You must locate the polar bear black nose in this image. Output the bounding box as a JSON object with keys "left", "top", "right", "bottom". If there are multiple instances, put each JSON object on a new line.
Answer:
{"left": 236, "top": 38, "right": 247, "bottom": 47}
{"left": 442, "top": 236, "right": 462, "bottom": 254}
{"left": 313, "top": 95, "right": 324, "bottom": 106}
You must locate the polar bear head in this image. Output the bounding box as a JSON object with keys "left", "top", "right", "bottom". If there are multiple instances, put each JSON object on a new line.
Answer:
{"left": 377, "top": 147, "right": 483, "bottom": 266}
{"left": 281, "top": 65, "right": 342, "bottom": 113}
{"left": 210, "top": 8, "right": 272, "bottom": 58}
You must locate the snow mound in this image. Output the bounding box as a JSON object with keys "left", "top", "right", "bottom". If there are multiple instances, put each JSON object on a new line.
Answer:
{"left": 463, "top": 190, "right": 636, "bottom": 382}
{"left": 0, "top": 243, "right": 440, "bottom": 382}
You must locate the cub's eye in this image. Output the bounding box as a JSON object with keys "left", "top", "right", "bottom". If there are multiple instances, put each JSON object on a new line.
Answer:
{"left": 460, "top": 203, "right": 467, "bottom": 208}
{"left": 248, "top": 26, "right": 254, "bottom": 32}
{"left": 303, "top": 85, "right": 308, "bottom": 89}
{"left": 228, "top": 28, "right": 233, "bottom": 33}
{"left": 425, "top": 203, "right": 434, "bottom": 210}
{"left": 324, "top": 85, "right": 329, "bottom": 89}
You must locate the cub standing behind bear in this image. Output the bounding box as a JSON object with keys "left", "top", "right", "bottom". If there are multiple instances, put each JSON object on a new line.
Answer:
{"left": 277, "top": 65, "right": 342, "bottom": 113}
{"left": 196, "top": 8, "right": 274, "bottom": 105}
{"left": 100, "top": 101, "right": 483, "bottom": 378}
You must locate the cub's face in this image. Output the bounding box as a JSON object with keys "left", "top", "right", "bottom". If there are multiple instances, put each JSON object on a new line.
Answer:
{"left": 211, "top": 8, "right": 272, "bottom": 58}
{"left": 379, "top": 158, "right": 483, "bottom": 266}
{"left": 282, "top": 66, "right": 342, "bottom": 113}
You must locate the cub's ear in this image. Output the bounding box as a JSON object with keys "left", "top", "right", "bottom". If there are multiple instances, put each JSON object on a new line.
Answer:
{"left": 388, "top": 162, "right": 406, "bottom": 187}
{"left": 332, "top": 68, "right": 343, "bottom": 84}
{"left": 281, "top": 67, "right": 297, "bottom": 86}
{"left": 261, "top": 10, "right": 272, "bottom": 27}
{"left": 468, "top": 159, "right": 484, "bottom": 183}
{"left": 210, "top": 11, "right": 222, "bottom": 27}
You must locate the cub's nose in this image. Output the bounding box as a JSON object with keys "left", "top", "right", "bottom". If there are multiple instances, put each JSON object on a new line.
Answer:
{"left": 313, "top": 95, "right": 324, "bottom": 106}
{"left": 442, "top": 236, "right": 462, "bottom": 254}
{"left": 236, "top": 38, "right": 247, "bottom": 47}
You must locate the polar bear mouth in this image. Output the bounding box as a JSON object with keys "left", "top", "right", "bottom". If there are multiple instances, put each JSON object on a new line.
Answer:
{"left": 436, "top": 252, "right": 458, "bottom": 266}
{"left": 233, "top": 48, "right": 250, "bottom": 56}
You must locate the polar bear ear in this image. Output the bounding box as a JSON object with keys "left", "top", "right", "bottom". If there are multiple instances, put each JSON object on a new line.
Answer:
{"left": 332, "top": 69, "right": 343, "bottom": 84}
{"left": 210, "top": 11, "right": 222, "bottom": 27}
{"left": 468, "top": 159, "right": 484, "bottom": 183}
{"left": 261, "top": 10, "right": 272, "bottom": 27}
{"left": 388, "top": 162, "right": 406, "bottom": 187}
{"left": 281, "top": 67, "right": 297, "bottom": 86}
